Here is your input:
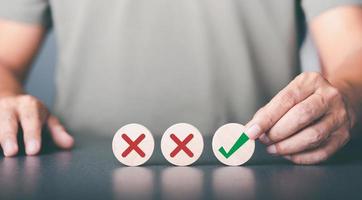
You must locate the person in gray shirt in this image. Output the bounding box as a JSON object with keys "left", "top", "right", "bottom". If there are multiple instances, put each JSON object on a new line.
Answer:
{"left": 0, "top": 0, "right": 361, "bottom": 164}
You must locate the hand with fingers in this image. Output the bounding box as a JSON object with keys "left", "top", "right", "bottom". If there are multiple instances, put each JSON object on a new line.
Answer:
{"left": 245, "top": 72, "right": 357, "bottom": 165}
{"left": 0, "top": 94, "right": 74, "bottom": 157}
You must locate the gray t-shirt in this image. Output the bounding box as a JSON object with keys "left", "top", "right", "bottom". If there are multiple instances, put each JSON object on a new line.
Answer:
{"left": 0, "top": 0, "right": 361, "bottom": 139}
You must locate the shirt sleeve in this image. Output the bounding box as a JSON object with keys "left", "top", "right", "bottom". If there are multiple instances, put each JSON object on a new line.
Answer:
{"left": 302, "top": 0, "right": 362, "bottom": 21}
{"left": 0, "top": 0, "right": 51, "bottom": 27}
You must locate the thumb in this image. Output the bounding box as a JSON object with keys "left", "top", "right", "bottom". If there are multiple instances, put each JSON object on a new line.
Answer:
{"left": 245, "top": 121, "right": 264, "bottom": 140}
{"left": 245, "top": 107, "right": 269, "bottom": 140}
{"left": 47, "top": 115, "right": 74, "bottom": 149}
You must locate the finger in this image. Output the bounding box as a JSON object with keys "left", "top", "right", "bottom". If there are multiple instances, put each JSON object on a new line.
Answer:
{"left": 267, "top": 113, "right": 344, "bottom": 155}
{"left": 17, "top": 97, "right": 48, "bottom": 155}
{"left": 0, "top": 108, "right": 19, "bottom": 157}
{"left": 245, "top": 72, "right": 324, "bottom": 139}
{"left": 47, "top": 115, "right": 74, "bottom": 149}
{"left": 259, "top": 133, "right": 271, "bottom": 144}
{"left": 267, "top": 93, "right": 328, "bottom": 143}
{"left": 284, "top": 127, "right": 350, "bottom": 165}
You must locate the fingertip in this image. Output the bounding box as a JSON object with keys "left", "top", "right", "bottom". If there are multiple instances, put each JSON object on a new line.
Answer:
{"left": 266, "top": 144, "right": 277, "bottom": 154}
{"left": 55, "top": 131, "right": 75, "bottom": 150}
{"left": 245, "top": 124, "right": 262, "bottom": 140}
{"left": 259, "top": 133, "right": 271, "bottom": 144}
{"left": 4, "top": 147, "right": 18, "bottom": 157}
{"left": 25, "top": 139, "right": 41, "bottom": 156}
{"left": 284, "top": 155, "right": 295, "bottom": 163}
{"left": 2, "top": 139, "right": 19, "bottom": 157}
{"left": 61, "top": 133, "right": 75, "bottom": 149}
{"left": 47, "top": 115, "right": 75, "bottom": 149}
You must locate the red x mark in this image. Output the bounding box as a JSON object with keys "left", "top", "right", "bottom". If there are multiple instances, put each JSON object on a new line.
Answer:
{"left": 121, "top": 133, "right": 146, "bottom": 158}
{"left": 170, "top": 133, "right": 194, "bottom": 158}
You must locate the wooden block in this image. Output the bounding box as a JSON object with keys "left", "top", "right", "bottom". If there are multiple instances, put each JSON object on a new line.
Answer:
{"left": 161, "top": 123, "right": 204, "bottom": 166}
{"left": 212, "top": 123, "right": 255, "bottom": 166}
{"left": 112, "top": 123, "right": 154, "bottom": 166}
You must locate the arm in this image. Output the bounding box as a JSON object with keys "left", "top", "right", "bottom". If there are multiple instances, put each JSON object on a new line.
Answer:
{"left": 310, "top": 5, "right": 362, "bottom": 125}
{"left": 0, "top": 18, "right": 44, "bottom": 95}
{"left": 245, "top": 5, "right": 362, "bottom": 164}
{"left": 0, "top": 18, "right": 74, "bottom": 157}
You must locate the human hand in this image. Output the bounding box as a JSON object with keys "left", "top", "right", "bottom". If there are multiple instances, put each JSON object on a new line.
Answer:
{"left": 0, "top": 94, "right": 74, "bottom": 157}
{"left": 245, "top": 72, "right": 355, "bottom": 164}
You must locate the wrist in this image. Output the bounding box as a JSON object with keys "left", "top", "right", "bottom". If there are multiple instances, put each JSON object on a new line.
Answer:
{"left": 0, "top": 66, "right": 26, "bottom": 99}
{"left": 329, "top": 78, "right": 360, "bottom": 128}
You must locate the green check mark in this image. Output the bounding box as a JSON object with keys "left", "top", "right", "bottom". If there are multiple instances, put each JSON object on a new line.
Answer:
{"left": 218, "top": 132, "right": 249, "bottom": 159}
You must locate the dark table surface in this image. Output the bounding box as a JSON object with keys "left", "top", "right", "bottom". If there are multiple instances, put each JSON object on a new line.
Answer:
{"left": 0, "top": 131, "right": 362, "bottom": 200}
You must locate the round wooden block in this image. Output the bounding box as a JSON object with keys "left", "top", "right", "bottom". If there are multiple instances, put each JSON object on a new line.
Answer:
{"left": 112, "top": 123, "right": 154, "bottom": 166}
{"left": 161, "top": 123, "right": 204, "bottom": 166}
{"left": 212, "top": 123, "right": 255, "bottom": 166}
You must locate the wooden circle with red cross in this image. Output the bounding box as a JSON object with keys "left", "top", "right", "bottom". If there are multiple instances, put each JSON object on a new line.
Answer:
{"left": 112, "top": 124, "right": 155, "bottom": 166}
{"left": 161, "top": 123, "right": 204, "bottom": 166}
